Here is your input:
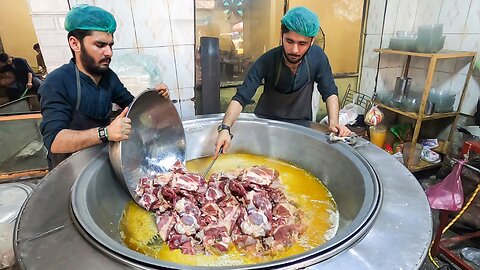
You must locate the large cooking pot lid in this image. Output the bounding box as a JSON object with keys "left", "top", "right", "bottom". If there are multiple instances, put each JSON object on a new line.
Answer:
{"left": 109, "top": 89, "right": 185, "bottom": 201}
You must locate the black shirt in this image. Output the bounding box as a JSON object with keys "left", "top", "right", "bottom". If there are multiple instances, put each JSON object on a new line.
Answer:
{"left": 38, "top": 59, "right": 134, "bottom": 152}
{"left": 232, "top": 45, "right": 338, "bottom": 108}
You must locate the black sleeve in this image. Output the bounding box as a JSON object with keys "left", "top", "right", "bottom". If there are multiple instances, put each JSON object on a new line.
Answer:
{"left": 313, "top": 48, "right": 338, "bottom": 102}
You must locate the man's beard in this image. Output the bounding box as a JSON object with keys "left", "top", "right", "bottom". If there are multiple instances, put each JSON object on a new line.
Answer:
{"left": 281, "top": 40, "right": 312, "bottom": 64}
{"left": 80, "top": 45, "right": 110, "bottom": 76}
{"left": 283, "top": 51, "right": 303, "bottom": 64}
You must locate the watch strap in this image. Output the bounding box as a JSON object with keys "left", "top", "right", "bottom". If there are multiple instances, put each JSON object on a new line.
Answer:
{"left": 98, "top": 127, "right": 109, "bottom": 143}
{"left": 218, "top": 124, "right": 233, "bottom": 139}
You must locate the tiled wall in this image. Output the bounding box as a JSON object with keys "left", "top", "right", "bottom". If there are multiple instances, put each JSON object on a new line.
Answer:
{"left": 26, "top": 0, "right": 195, "bottom": 118}
{"left": 360, "top": 0, "right": 479, "bottom": 115}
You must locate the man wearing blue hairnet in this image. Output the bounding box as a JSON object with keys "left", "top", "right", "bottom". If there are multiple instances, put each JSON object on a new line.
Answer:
{"left": 215, "top": 7, "right": 351, "bottom": 156}
{"left": 38, "top": 5, "right": 169, "bottom": 169}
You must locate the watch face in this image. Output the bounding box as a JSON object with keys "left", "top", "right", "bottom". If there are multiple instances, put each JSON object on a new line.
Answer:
{"left": 100, "top": 128, "right": 106, "bottom": 136}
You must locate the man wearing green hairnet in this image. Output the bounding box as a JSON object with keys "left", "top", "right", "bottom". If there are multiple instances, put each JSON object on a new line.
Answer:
{"left": 215, "top": 7, "right": 351, "bottom": 156}
{"left": 38, "top": 5, "right": 169, "bottom": 169}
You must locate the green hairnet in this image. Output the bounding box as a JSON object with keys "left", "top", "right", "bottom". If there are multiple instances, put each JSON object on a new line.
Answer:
{"left": 65, "top": 5, "right": 117, "bottom": 33}
{"left": 281, "top": 7, "right": 320, "bottom": 37}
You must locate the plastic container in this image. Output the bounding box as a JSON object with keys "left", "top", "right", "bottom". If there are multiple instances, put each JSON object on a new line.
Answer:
{"left": 427, "top": 88, "right": 455, "bottom": 112}
{"left": 369, "top": 125, "right": 387, "bottom": 148}
{"left": 403, "top": 142, "right": 423, "bottom": 165}
{"left": 416, "top": 24, "right": 444, "bottom": 53}
{"left": 389, "top": 38, "right": 417, "bottom": 51}
{"left": 400, "top": 97, "right": 420, "bottom": 112}
{"left": 375, "top": 92, "right": 393, "bottom": 103}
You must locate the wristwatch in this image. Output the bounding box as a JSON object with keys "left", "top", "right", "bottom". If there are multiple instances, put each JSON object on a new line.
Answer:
{"left": 217, "top": 124, "right": 233, "bottom": 139}
{"left": 98, "top": 126, "right": 109, "bottom": 143}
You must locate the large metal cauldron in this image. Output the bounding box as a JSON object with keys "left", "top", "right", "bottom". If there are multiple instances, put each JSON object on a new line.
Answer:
{"left": 69, "top": 115, "right": 381, "bottom": 269}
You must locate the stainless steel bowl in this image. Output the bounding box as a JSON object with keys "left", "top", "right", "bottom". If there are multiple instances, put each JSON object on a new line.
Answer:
{"left": 109, "top": 89, "right": 186, "bottom": 202}
{"left": 71, "top": 115, "right": 382, "bottom": 269}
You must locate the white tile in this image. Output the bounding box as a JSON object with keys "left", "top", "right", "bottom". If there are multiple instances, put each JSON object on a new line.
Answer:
{"left": 383, "top": 0, "right": 399, "bottom": 34}
{"left": 180, "top": 100, "right": 195, "bottom": 118}
{"left": 450, "top": 73, "right": 469, "bottom": 94}
{"left": 377, "top": 68, "right": 401, "bottom": 94}
{"left": 377, "top": 68, "right": 389, "bottom": 93}
{"left": 139, "top": 46, "right": 178, "bottom": 91}
{"left": 435, "top": 59, "right": 457, "bottom": 73}
{"left": 465, "top": 0, "right": 480, "bottom": 34}
{"left": 379, "top": 54, "right": 403, "bottom": 68}
{"left": 58, "top": 16, "right": 66, "bottom": 30}
{"left": 363, "top": 35, "right": 381, "bottom": 68}
{"left": 450, "top": 73, "right": 467, "bottom": 112}
{"left": 413, "top": 0, "right": 442, "bottom": 30}
{"left": 366, "top": 0, "right": 387, "bottom": 34}
{"left": 168, "top": 0, "right": 194, "bottom": 20}
{"left": 410, "top": 57, "right": 428, "bottom": 69}
{"left": 69, "top": 0, "right": 95, "bottom": 6}
{"left": 94, "top": 0, "right": 137, "bottom": 49}
{"left": 179, "top": 87, "right": 194, "bottom": 100}
{"left": 111, "top": 48, "right": 140, "bottom": 60}
{"left": 171, "top": 20, "right": 195, "bottom": 45}
{"left": 31, "top": 15, "right": 57, "bottom": 31}
{"left": 132, "top": 0, "right": 173, "bottom": 47}
{"left": 438, "top": 0, "right": 470, "bottom": 33}
{"left": 174, "top": 45, "right": 195, "bottom": 89}
{"left": 173, "top": 102, "right": 182, "bottom": 117}
{"left": 359, "top": 67, "right": 378, "bottom": 96}
{"left": 28, "top": 0, "right": 69, "bottom": 14}
{"left": 460, "top": 76, "right": 480, "bottom": 115}
{"left": 109, "top": 49, "right": 158, "bottom": 98}
{"left": 37, "top": 32, "right": 68, "bottom": 47}
{"left": 460, "top": 34, "right": 480, "bottom": 52}
{"left": 443, "top": 34, "right": 463, "bottom": 51}
{"left": 407, "top": 67, "right": 428, "bottom": 91}
{"left": 43, "top": 46, "right": 72, "bottom": 72}
{"left": 431, "top": 71, "right": 452, "bottom": 91}
{"left": 394, "top": 0, "right": 418, "bottom": 33}
{"left": 454, "top": 57, "right": 475, "bottom": 75}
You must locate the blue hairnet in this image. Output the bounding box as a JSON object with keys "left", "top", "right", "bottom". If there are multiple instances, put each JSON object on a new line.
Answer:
{"left": 281, "top": 7, "right": 320, "bottom": 37}
{"left": 65, "top": 5, "right": 117, "bottom": 33}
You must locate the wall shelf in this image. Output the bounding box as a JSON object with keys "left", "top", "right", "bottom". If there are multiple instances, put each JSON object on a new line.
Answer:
{"left": 374, "top": 49, "right": 477, "bottom": 172}
{"left": 376, "top": 102, "right": 459, "bottom": 120}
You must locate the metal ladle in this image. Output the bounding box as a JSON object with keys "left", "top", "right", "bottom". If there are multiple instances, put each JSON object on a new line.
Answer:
{"left": 109, "top": 89, "right": 186, "bottom": 203}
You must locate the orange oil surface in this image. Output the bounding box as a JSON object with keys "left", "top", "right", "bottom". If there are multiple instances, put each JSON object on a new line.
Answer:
{"left": 119, "top": 153, "right": 338, "bottom": 266}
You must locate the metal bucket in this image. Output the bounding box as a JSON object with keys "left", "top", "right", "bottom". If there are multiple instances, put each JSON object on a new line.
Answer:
{"left": 70, "top": 115, "right": 382, "bottom": 269}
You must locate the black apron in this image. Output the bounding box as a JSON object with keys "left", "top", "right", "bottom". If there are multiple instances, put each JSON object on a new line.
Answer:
{"left": 48, "top": 67, "right": 110, "bottom": 170}
{"left": 254, "top": 57, "right": 314, "bottom": 121}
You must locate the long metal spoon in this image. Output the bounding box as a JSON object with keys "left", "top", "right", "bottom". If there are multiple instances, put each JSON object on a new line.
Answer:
{"left": 202, "top": 146, "right": 224, "bottom": 178}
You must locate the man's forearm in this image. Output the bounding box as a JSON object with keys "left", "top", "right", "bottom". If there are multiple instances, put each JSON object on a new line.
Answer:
{"left": 326, "top": 95, "right": 340, "bottom": 125}
{"left": 50, "top": 128, "right": 101, "bottom": 154}
{"left": 222, "top": 100, "right": 243, "bottom": 127}
{"left": 27, "top": 72, "right": 33, "bottom": 84}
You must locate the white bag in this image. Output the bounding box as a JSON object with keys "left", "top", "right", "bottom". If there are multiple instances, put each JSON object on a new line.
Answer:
{"left": 320, "top": 103, "right": 359, "bottom": 126}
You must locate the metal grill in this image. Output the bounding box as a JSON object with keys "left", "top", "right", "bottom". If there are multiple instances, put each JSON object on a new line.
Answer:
{"left": 341, "top": 84, "right": 373, "bottom": 114}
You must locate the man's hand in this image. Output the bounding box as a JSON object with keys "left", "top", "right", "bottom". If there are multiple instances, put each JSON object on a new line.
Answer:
{"left": 328, "top": 124, "right": 352, "bottom": 137}
{"left": 214, "top": 130, "right": 232, "bottom": 158}
{"left": 154, "top": 83, "right": 169, "bottom": 99}
{"left": 26, "top": 82, "right": 33, "bottom": 89}
{"left": 107, "top": 107, "right": 131, "bottom": 141}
